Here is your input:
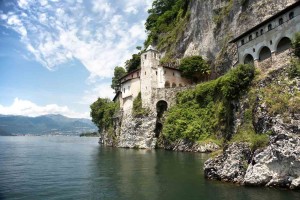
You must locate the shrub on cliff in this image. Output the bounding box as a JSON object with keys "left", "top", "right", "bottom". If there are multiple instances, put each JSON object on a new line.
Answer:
{"left": 132, "top": 92, "right": 149, "bottom": 117}
{"left": 90, "top": 98, "right": 119, "bottom": 133}
{"left": 111, "top": 66, "right": 126, "bottom": 92}
{"left": 163, "top": 64, "right": 255, "bottom": 142}
{"left": 179, "top": 56, "right": 210, "bottom": 82}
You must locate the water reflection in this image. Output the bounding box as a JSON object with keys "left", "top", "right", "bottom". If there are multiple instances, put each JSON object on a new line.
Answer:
{"left": 91, "top": 147, "right": 300, "bottom": 200}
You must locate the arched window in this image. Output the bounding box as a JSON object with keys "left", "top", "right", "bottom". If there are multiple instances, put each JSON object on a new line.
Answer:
{"left": 279, "top": 18, "right": 283, "bottom": 25}
{"left": 268, "top": 24, "right": 272, "bottom": 31}
{"left": 260, "top": 29, "right": 264, "bottom": 35}
{"left": 276, "top": 37, "right": 292, "bottom": 53}
{"left": 249, "top": 34, "right": 253, "bottom": 41}
{"left": 289, "top": 12, "right": 294, "bottom": 20}
{"left": 165, "top": 81, "right": 170, "bottom": 88}
{"left": 244, "top": 54, "right": 254, "bottom": 64}
{"left": 172, "top": 83, "right": 176, "bottom": 88}
{"left": 259, "top": 46, "right": 272, "bottom": 61}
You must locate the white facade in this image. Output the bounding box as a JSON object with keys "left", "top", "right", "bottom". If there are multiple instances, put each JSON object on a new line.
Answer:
{"left": 115, "top": 46, "right": 192, "bottom": 115}
{"left": 231, "top": 2, "right": 300, "bottom": 64}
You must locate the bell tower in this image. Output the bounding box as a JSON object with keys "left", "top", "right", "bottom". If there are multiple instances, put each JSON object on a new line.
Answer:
{"left": 140, "top": 45, "right": 160, "bottom": 109}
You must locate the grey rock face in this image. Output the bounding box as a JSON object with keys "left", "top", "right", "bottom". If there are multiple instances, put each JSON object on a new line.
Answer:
{"left": 204, "top": 135, "right": 300, "bottom": 189}
{"left": 244, "top": 134, "right": 300, "bottom": 189}
{"left": 204, "top": 143, "right": 252, "bottom": 184}
{"left": 178, "top": 0, "right": 297, "bottom": 73}
{"left": 117, "top": 114, "right": 157, "bottom": 149}
{"left": 163, "top": 139, "right": 219, "bottom": 153}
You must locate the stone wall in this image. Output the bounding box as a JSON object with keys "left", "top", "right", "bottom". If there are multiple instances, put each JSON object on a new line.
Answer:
{"left": 150, "top": 85, "right": 195, "bottom": 112}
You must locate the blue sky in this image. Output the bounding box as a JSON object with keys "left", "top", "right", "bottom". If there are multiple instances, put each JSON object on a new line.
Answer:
{"left": 0, "top": 0, "right": 152, "bottom": 118}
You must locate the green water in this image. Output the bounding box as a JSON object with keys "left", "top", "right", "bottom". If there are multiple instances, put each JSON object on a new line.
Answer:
{"left": 0, "top": 136, "right": 299, "bottom": 200}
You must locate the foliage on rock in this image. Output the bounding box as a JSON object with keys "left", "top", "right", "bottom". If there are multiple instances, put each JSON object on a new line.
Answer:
{"left": 125, "top": 53, "right": 141, "bottom": 73}
{"left": 111, "top": 66, "right": 126, "bottom": 92}
{"left": 179, "top": 56, "right": 210, "bottom": 82}
{"left": 90, "top": 98, "right": 119, "bottom": 133}
{"left": 145, "top": 0, "right": 190, "bottom": 55}
{"left": 162, "top": 64, "right": 255, "bottom": 142}
{"left": 132, "top": 92, "right": 149, "bottom": 117}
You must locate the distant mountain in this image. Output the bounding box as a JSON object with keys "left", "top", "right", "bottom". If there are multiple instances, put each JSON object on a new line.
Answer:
{"left": 0, "top": 114, "right": 98, "bottom": 136}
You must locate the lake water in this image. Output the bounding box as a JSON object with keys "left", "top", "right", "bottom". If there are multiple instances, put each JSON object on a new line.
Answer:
{"left": 0, "top": 136, "right": 299, "bottom": 200}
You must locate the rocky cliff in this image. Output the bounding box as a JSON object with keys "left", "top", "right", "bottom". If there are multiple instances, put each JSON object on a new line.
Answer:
{"left": 176, "top": 0, "right": 297, "bottom": 74}
{"left": 204, "top": 67, "right": 300, "bottom": 189}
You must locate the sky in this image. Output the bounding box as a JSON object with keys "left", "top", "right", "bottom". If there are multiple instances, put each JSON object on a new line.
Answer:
{"left": 0, "top": 0, "right": 153, "bottom": 118}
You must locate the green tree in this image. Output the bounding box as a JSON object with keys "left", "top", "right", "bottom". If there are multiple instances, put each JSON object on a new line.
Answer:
{"left": 125, "top": 53, "right": 141, "bottom": 72}
{"left": 90, "top": 98, "right": 118, "bottom": 133}
{"left": 111, "top": 66, "right": 126, "bottom": 92}
{"left": 179, "top": 56, "right": 210, "bottom": 82}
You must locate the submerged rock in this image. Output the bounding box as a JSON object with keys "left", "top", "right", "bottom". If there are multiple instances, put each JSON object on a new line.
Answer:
{"left": 163, "top": 139, "right": 220, "bottom": 153}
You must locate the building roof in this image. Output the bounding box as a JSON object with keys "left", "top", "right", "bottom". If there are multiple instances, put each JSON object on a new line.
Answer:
{"left": 119, "top": 68, "right": 141, "bottom": 81}
{"left": 112, "top": 91, "right": 121, "bottom": 102}
{"left": 146, "top": 45, "right": 158, "bottom": 52}
{"left": 229, "top": 1, "right": 300, "bottom": 43}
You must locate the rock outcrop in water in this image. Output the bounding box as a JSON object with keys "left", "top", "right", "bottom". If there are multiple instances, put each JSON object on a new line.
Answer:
{"left": 204, "top": 68, "right": 300, "bottom": 189}
{"left": 204, "top": 134, "right": 300, "bottom": 189}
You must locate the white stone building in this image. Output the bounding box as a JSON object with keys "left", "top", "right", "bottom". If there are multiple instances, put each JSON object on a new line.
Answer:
{"left": 113, "top": 46, "right": 192, "bottom": 115}
{"left": 230, "top": 1, "right": 300, "bottom": 69}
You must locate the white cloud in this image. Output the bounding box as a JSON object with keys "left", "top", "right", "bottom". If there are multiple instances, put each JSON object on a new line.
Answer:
{"left": 18, "top": 0, "right": 30, "bottom": 9}
{"left": 0, "top": 98, "right": 90, "bottom": 119}
{"left": 79, "top": 83, "right": 115, "bottom": 105}
{"left": 123, "top": 0, "right": 153, "bottom": 14}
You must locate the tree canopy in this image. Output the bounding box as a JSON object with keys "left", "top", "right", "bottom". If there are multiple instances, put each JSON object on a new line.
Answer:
{"left": 111, "top": 66, "right": 126, "bottom": 92}
{"left": 125, "top": 53, "right": 141, "bottom": 72}
{"left": 90, "top": 98, "right": 118, "bottom": 133}
{"left": 145, "top": 0, "right": 189, "bottom": 46}
{"left": 179, "top": 56, "right": 210, "bottom": 82}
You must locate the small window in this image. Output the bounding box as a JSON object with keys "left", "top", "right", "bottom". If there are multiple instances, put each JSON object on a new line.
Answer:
{"left": 154, "top": 53, "right": 156, "bottom": 58}
{"left": 145, "top": 71, "right": 146, "bottom": 75}
{"left": 270, "top": 40, "right": 273, "bottom": 45}
{"left": 253, "top": 48, "right": 255, "bottom": 52}
{"left": 144, "top": 54, "right": 147, "bottom": 60}
{"left": 241, "top": 39, "right": 245, "bottom": 45}
{"left": 173, "top": 72, "right": 175, "bottom": 76}
{"left": 256, "top": 32, "right": 259, "bottom": 37}
{"left": 289, "top": 12, "right": 294, "bottom": 19}
{"left": 156, "top": 71, "right": 158, "bottom": 75}
{"left": 268, "top": 24, "right": 272, "bottom": 31}
{"left": 279, "top": 18, "right": 283, "bottom": 25}
{"left": 260, "top": 29, "right": 264, "bottom": 35}
{"left": 249, "top": 35, "right": 252, "bottom": 41}
{"left": 123, "top": 88, "right": 125, "bottom": 93}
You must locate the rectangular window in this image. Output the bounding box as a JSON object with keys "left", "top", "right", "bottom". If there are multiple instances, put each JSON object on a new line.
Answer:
{"left": 144, "top": 54, "right": 147, "bottom": 60}
{"left": 279, "top": 18, "right": 283, "bottom": 25}
{"left": 241, "top": 39, "right": 245, "bottom": 45}
{"left": 260, "top": 29, "right": 264, "bottom": 35}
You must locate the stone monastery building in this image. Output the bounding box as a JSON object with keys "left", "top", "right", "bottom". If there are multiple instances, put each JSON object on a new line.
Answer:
{"left": 113, "top": 45, "right": 191, "bottom": 115}
{"left": 230, "top": 1, "right": 300, "bottom": 69}
{"left": 114, "top": 1, "right": 300, "bottom": 116}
